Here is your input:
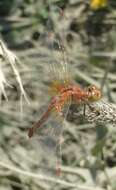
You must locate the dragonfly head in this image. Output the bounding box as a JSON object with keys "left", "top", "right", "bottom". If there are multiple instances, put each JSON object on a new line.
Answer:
{"left": 86, "top": 85, "right": 102, "bottom": 102}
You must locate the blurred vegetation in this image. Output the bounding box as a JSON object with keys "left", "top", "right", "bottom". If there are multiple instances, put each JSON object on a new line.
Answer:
{"left": 0, "top": 0, "right": 116, "bottom": 190}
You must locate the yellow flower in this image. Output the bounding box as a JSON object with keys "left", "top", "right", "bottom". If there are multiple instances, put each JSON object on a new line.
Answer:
{"left": 90, "top": 0, "right": 108, "bottom": 10}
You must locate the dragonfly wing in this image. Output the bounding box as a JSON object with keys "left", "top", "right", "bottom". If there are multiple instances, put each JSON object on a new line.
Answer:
{"left": 47, "top": 33, "right": 69, "bottom": 82}
{"left": 28, "top": 6, "right": 72, "bottom": 175}
{"left": 38, "top": 7, "right": 70, "bottom": 87}
{"left": 29, "top": 99, "right": 71, "bottom": 175}
{"left": 30, "top": 117, "right": 61, "bottom": 174}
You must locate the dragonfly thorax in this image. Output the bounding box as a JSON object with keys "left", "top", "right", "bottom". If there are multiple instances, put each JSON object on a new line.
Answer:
{"left": 52, "top": 85, "right": 87, "bottom": 113}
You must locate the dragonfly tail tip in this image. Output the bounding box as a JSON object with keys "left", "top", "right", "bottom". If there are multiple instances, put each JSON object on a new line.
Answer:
{"left": 28, "top": 128, "right": 33, "bottom": 138}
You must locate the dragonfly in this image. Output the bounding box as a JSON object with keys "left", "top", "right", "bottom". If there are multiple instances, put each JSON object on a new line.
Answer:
{"left": 28, "top": 9, "right": 102, "bottom": 176}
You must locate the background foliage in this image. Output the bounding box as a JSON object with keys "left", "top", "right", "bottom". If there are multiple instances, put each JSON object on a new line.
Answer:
{"left": 0, "top": 0, "right": 116, "bottom": 190}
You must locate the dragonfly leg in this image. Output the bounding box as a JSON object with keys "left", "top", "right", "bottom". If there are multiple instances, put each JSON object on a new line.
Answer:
{"left": 87, "top": 104, "right": 100, "bottom": 116}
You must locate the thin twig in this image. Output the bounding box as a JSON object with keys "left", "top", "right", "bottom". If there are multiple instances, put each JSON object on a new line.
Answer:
{"left": 0, "top": 161, "right": 105, "bottom": 190}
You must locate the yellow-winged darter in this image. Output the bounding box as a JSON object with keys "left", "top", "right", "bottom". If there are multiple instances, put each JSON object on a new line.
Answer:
{"left": 28, "top": 8, "right": 102, "bottom": 176}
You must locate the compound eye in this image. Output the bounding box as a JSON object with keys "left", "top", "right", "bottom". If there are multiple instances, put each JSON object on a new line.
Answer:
{"left": 88, "top": 85, "right": 96, "bottom": 92}
{"left": 96, "top": 91, "right": 101, "bottom": 98}
{"left": 88, "top": 86, "right": 92, "bottom": 92}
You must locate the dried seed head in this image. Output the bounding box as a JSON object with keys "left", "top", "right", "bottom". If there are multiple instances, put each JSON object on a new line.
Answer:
{"left": 86, "top": 100, "right": 116, "bottom": 125}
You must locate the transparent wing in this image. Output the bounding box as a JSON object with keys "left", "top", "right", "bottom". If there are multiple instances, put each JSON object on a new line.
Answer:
{"left": 47, "top": 32, "right": 69, "bottom": 84}
{"left": 28, "top": 98, "right": 71, "bottom": 176}
{"left": 39, "top": 5, "right": 70, "bottom": 87}
{"left": 30, "top": 113, "right": 62, "bottom": 175}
